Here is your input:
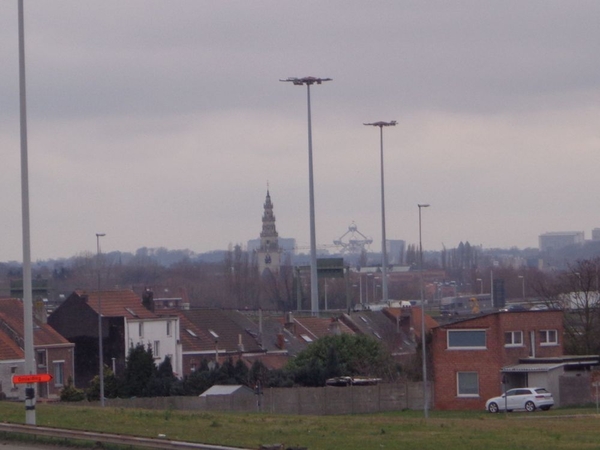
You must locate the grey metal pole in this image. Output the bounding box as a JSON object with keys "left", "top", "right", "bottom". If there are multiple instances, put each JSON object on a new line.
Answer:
{"left": 419, "top": 203, "right": 430, "bottom": 419}
{"left": 96, "top": 233, "right": 106, "bottom": 406}
{"left": 18, "top": 0, "right": 36, "bottom": 426}
{"left": 305, "top": 83, "right": 319, "bottom": 315}
{"left": 359, "top": 274, "right": 363, "bottom": 305}
{"left": 364, "top": 121, "right": 396, "bottom": 304}
{"left": 280, "top": 77, "right": 331, "bottom": 316}
{"left": 491, "top": 270, "right": 494, "bottom": 307}
{"left": 519, "top": 275, "right": 525, "bottom": 299}
{"left": 379, "top": 126, "right": 388, "bottom": 303}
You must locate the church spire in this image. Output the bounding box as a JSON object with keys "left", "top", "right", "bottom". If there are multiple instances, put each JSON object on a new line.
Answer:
{"left": 258, "top": 187, "right": 281, "bottom": 274}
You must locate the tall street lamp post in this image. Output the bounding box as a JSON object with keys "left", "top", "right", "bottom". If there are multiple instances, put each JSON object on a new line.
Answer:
{"left": 418, "top": 203, "right": 430, "bottom": 419}
{"left": 280, "top": 76, "right": 331, "bottom": 315}
{"left": 518, "top": 275, "right": 525, "bottom": 299}
{"left": 96, "top": 233, "right": 106, "bottom": 406}
{"left": 18, "top": 0, "right": 36, "bottom": 425}
{"left": 364, "top": 121, "right": 397, "bottom": 304}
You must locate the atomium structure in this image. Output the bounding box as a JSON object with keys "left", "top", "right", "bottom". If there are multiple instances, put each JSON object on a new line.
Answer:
{"left": 333, "top": 222, "right": 373, "bottom": 254}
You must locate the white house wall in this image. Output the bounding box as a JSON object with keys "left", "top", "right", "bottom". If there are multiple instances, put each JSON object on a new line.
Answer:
{"left": 0, "top": 359, "right": 25, "bottom": 400}
{"left": 124, "top": 317, "right": 182, "bottom": 378}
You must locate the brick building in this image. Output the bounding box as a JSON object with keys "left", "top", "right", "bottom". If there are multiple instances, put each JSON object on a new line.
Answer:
{"left": 0, "top": 298, "right": 75, "bottom": 400}
{"left": 48, "top": 290, "right": 181, "bottom": 386}
{"left": 431, "top": 310, "right": 564, "bottom": 410}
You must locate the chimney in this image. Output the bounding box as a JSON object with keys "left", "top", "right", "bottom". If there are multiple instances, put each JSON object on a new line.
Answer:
{"left": 329, "top": 319, "right": 341, "bottom": 336}
{"left": 142, "top": 288, "right": 154, "bottom": 312}
{"left": 237, "top": 334, "right": 244, "bottom": 353}
{"left": 34, "top": 300, "right": 47, "bottom": 324}
{"left": 277, "top": 333, "right": 285, "bottom": 349}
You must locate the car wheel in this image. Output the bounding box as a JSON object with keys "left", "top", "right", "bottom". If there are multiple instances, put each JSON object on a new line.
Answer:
{"left": 525, "top": 401, "right": 536, "bottom": 412}
{"left": 488, "top": 402, "right": 499, "bottom": 413}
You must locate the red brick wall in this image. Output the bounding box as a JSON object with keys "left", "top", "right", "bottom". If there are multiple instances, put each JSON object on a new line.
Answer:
{"left": 44, "top": 345, "right": 75, "bottom": 399}
{"left": 432, "top": 311, "right": 563, "bottom": 410}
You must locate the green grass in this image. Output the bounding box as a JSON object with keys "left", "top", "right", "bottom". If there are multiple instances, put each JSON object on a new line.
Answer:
{"left": 1, "top": 402, "right": 600, "bottom": 450}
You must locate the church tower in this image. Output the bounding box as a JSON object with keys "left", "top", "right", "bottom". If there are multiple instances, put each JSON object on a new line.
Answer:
{"left": 257, "top": 189, "right": 281, "bottom": 275}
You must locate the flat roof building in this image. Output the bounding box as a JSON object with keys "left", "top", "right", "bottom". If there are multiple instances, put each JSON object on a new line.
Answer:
{"left": 539, "top": 231, "right": 584, "bottom": 252}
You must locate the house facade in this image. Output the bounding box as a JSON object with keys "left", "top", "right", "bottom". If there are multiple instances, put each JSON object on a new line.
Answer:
{"left": 0, "top": 298, "right": 75, "bottom": 400}
{"left": 48, "top": 290, "right": 181, "bottom": 387}
{"left": 431, "top": 310, "right": 564, "bottom": 410}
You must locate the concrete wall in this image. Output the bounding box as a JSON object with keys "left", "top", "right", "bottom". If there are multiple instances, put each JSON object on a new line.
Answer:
{"left": 96, "top": 377, "right": 593, "bottom": 413}
{"left": 559, "top": 374, "right": 594, "bottom": 407}
{"left": 103, "top": 382, "right": 430, "bottom": 415}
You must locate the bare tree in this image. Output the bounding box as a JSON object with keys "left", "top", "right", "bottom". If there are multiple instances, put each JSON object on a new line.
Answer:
{"left": 534, "top": 258, "right": 600, "bottom": 354}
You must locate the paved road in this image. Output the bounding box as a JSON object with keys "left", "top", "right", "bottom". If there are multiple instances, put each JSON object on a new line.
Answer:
{"left": 0, "top": 443, "right": 72, "bottom": 450}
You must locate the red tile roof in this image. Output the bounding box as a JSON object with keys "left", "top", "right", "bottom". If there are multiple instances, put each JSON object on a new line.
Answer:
{"left": 0, "top": 298, "right": 72, "bottom": 351}
{"left": 288, "top": 316, "right": 355, "bottom": 341}
{"left": 411, "top": 307, "right": 439, "bottom": 340}
{"left": 174, "top": 309, "right": 264, "bottom": 354}
{"left": 73, "top": 290, "right": 156, "bottom": 319}
{"left": 0, "top": 328, "right": 23, "bottom": 359}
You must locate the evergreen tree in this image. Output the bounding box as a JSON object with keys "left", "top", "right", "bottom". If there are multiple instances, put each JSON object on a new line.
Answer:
{"left": 120, "top": 343, "right": 156, "bottom": 397}
{"left": 147, "top": 355, "right": 177, "bottom": 397}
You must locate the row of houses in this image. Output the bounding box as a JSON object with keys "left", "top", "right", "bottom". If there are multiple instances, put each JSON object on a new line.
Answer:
{"left": 1, "top": 288, "right": 597, "bottom": 410}
{"left": 1, "top": 289, "right": 409, "bottom": 400}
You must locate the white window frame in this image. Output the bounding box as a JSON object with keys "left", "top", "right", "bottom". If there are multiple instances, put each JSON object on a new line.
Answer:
{"left": 539, "top": 329, "right": 558, "bottom": 346}
{"left": 138, "top": 322, "right": 144, "bottom": 338}
{"left": 153, "top": 340, "right": 160, "bottom": 358}
{"left": 53, "top": 360, "right": 65, "bottom": 387}
{"left": 456, "top": 371, "right": 479, "bottom": 397}
{"left": 166, "top": 321, "right": 172, "bottom": 337}
{"left": 447, "top": 329, "right": 487, "bottom": 350}
{"left": 504, "top": 331, "right": 523, "bottom": 347}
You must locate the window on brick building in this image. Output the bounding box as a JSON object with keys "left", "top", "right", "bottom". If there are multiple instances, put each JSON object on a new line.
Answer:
{"left": 447, "top": 330, "right": 486, "bottom": 349}
{"left": 53, "top": 361, "right": 65, "bottom": 387}
{"left": 539, "top": 329, "right": 558, "bottom": 346}
{"left": 457, "top": 372, "right": 479, "bottom": 397}
{"left": 504, "top": 331, "right": 523, "bottom": 347}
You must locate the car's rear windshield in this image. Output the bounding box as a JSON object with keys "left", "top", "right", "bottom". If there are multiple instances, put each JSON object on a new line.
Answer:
{"left": 535, "top": 388, "right": 549, "bottom": 394}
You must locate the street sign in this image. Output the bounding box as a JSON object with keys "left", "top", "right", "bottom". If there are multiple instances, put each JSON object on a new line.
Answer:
{"left": 12, "top": 374, "right": 53, "bottom": 384}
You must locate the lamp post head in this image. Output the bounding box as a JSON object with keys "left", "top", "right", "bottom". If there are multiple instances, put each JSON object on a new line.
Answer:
{"left": 418, "top": 204, "right": 430, "bottom": 209}
{"left": 364, "top": 121, "right": 397, "bottom": 127}
{"left": 96, "top": 233, "right": 106, "bottom": 238}
{"left": 280, "top": 76, "right": 332, "bottom": 86}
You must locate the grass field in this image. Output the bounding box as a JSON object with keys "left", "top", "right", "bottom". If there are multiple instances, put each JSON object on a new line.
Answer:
{"left": 1, "top": 402, "right": 600, "bottom": 450}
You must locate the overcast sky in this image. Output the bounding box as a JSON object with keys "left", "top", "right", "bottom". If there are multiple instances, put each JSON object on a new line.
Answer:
{"left": 1, "top": 1, "right": 599, "bottom": 262}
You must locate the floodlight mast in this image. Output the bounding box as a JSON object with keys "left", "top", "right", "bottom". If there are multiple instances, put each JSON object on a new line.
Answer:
{"left": 418, "top": 203, "right": 430, "bottom": 419}
{"left": 280, "top": 76, "right": 331, "bottom": 315}
{"left": 18, "top": 0, "right": 36, "bottom": 426}
{"left": 96, "top": 233, "right": 106, "bottom": 407}
{"left": 364, "top": 121, "right": 397, "bottom": 304}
